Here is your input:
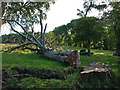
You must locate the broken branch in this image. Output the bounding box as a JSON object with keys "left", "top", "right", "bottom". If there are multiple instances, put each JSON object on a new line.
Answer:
{"left": 1, "top": 18, "right": 47, "bottom": 50}
{"left": 4, "top": 42, "right": 38, "bottom": 53}
{"left": 8, "top": 22, "right": 34, "bottom": 43}
{"left": 43, "top": 23, "right": 47, "bottom": 46}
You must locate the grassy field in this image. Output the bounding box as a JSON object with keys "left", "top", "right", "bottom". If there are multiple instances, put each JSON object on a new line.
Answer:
{"left": 1, "top": 44, "right": 120, "bottom": 88}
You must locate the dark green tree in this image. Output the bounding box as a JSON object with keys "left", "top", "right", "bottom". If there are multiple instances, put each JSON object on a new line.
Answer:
{"left": 102, "top": 24, "right": 116, "bottom": 50}
{"left": 53, "top": 25, "right": 68, "bottom": 45}
{"left": 53, "top": 19, "right": 77, "bottom": 46}
{"left": 102, "top": 2, "right": 120, "bottom": 56}
{"left": 45, "top": 31, "right": 57, "bottom": 47}
{"left": 74, "top": 17, "right": 104, "bottom": 56}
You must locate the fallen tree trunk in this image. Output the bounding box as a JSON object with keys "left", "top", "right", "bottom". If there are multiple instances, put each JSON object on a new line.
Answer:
{"left": 1, "top": 43, "right": 81, "bottom": 67}
{"left": 43, "top": 50, "right": 80, "bottom": 67}
{"left": 0, "top": 8, "right": 81, "bottom": 67}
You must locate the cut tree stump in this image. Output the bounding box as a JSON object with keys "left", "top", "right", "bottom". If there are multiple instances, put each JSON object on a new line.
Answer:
{"left": 81, "top": 62, "right": 111, "bottom": 74}
{"left": 74, "top": 62, "right": 119, "bottom": 88}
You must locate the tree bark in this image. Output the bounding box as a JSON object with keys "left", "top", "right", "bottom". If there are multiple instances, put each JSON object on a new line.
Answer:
{"left": 79, "top": 43, "right": 81, "bottom": 47}
{"left": 114, "top": 25, "right": 120, "bottom": 56}
{"left": 43, "top": 23, "right": 47, "bottom": 46}
{"left": 1, "top": 17, "right": 81, "bottom": 67}
{"left": 116, "top": 29, "right": 120, "bottom": 56}
{"left": 103, "top": 40, "right": 108, "bottom": 50}
{"left": 116, "top": 43, "right": 120, "bottom": 56}
{"left": 43, "top": 50, "right": 80, "bottom": 67}
{"left": 37, "top": 9, "right": 43, "bottom": 44}
{"left": 88, "top": 40, "right": 91, "bottom": 56}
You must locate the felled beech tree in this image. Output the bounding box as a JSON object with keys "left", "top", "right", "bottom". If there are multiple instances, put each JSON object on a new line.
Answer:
{"left": 1, "top": 9, "right": 80, "bottom": 67}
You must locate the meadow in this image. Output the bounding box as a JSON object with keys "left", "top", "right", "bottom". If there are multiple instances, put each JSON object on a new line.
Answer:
{"left": 1, "top": 44, "right": 120, "bottom": 88}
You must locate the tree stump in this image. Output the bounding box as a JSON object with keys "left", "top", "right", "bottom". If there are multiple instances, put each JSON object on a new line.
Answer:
{"left": 75, "top": 62, "right": 119, "bottom": 88}
{"left": 81, "top": 62, "right": 111, "bottom": 74}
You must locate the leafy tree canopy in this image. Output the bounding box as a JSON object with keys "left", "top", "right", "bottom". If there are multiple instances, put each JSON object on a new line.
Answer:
{"left": 2, "top": 1, "right": 55, "bottom": 30}
{"left": 74, "top": 17, "right": 104, "bottom": 43}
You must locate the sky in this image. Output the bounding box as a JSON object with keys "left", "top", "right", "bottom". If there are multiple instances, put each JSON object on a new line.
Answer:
{"left": 0, "top": 0, "right": 100, "bottom": 35}
{"left": 45, "top": 0, "right": 84, "bottom": 32}
{"left": 34, "top": 0, "right": 99, "bottom": 32}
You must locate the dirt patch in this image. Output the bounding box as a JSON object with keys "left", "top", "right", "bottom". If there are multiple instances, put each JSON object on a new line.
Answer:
{"left": 11, "top": 67, "right": 77, "bottom": 80}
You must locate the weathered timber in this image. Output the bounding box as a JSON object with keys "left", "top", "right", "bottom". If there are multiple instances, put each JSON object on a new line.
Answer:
{"left": 43, "top": 50, "right": 80, "bottom": 67}
{"left": 73, "top": 62, "right": 119, "bottom": 88}
{"left": 81, "top": 62, "right": 111, "bottom": 74}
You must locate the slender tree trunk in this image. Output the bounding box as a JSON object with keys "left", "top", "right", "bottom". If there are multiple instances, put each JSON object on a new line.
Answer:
{"left": 116, "top": 27, "right": 120, "bottom": 56}
{"left": 88, "top": 40, "right": 91, "bottom": 56}
{"left": 25, "top": 34, "right": 28, "bottom": 42}
{"left": 83, "top": 43, "right": 87, "bottom": 48}
{"left": 43, "top": 24, "right": 47, "bottom": 46}
{"left": 93, "top": 42, "right": 98, "bottom": 49}
{"left": 103, "top": 40, "right": 108, "bottom": 50}
{"left": 116, "top": 31, "right": 120, "bottom": 56}
{"left": 74, "top": 43, "right": 77, "bottom": 46}
{"left": 114, "top": 25, "right": 120, "bottom": 56}
{"left": 79, "top": 43, "right": 81, "bottom": 47}
{"left": 116, "top": 43, "right": 120, "bottom": 56}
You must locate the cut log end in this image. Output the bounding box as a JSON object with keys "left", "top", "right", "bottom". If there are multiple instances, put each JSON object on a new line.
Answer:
{"left": 81, "top": 62, "right": 111, "bottom": 74}
{"left": 66, "top": 50, "right": 80, "bottom": 67}
{"left": 75, "top": 62, "right": 119, "bottom": 88}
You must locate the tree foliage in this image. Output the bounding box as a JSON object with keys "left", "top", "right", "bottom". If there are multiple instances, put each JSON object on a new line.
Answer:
{"left": 2, "top": 1, "right": 54, "bottom": 30}
{"left": 1, "top": 1, "right": 120, "bottom": 56}
{"left": 101, "top": 1, "right": 120, "bottom": 55}
{"left": 74, "top": 17, "right": 104, "bottom": 43}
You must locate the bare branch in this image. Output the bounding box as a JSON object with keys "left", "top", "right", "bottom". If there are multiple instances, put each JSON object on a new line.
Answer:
{"left": 31, "top": 27, "right": 34, "bottom": 36}
{"left": 23, "top": 2, "right": 29, "bottom": 7}
{"left": 4, "top": 42, "right": 38, "bottom": 53}
{"left": 43, "top": 23, "right": 47, "bottom": 46}
{"left": 1, "top": 18, "right": 32, "bottom": 36}
{"left": 1, "top": 18, "right": 47, "bottom": 50}
{"left": 8, "top": 22, "right": 34, "bottom": 43}
{"left": 24, "top": 47, "right": 40, "bottom": 52}
{"left": 84, "top": 2, "right": 93, "bottom": 17}
{"left": 36, "top": 8, "right": 43, "bottom": 44}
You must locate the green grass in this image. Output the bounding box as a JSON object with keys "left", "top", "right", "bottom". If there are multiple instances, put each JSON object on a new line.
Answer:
{"left": 19, "top": 72, "right": 79, "bottom": 88}
{"left": 62, "top": 46, "right": 118, "bottom": 65}
{"left": 61, "top": 46, "right": 120, "bottom": 75}
{"left": 2, "top": 52, "right": 69, "bottom": 70}
{"left": 1, "top": 44, "right": 120, "bottom": 88}
{"left": 80, "top": 55, "right": 118, "bottom": 66}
